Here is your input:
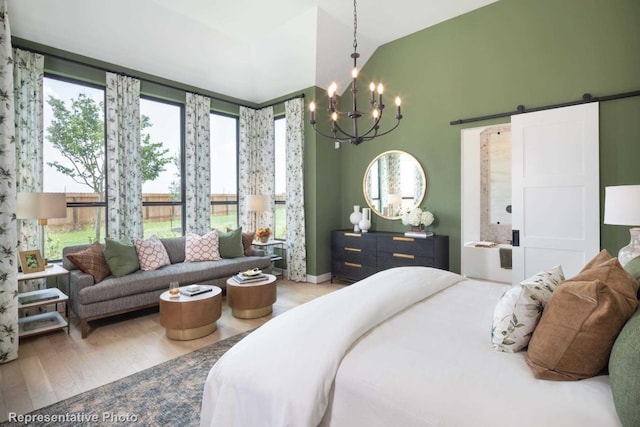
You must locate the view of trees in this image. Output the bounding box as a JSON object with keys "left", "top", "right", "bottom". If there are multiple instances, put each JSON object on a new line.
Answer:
{"left": 46, "top": 94, "right": 173, "bottom": 241}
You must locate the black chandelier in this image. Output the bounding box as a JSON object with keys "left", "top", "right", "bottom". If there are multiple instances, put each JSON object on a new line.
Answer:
{"left": 309, "top": 0, "right": 403, "bottom": 148}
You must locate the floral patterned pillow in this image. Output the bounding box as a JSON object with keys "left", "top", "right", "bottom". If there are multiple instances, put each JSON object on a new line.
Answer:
{"left": 491, "top": 265, "right": 565, "bottom": 353}
{"left": 134, "top": 235, "right": 171, "bottom": 271}
{"left": 185, "top": 231, "right": 221, "bottom": 262}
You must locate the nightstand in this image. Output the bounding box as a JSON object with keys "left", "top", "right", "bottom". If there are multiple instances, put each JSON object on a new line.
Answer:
{"left": 251, "top": 240, "right": 285, "bottom": 278}
{"left": 17, "top": 264, "right": 70, "bottom": 338}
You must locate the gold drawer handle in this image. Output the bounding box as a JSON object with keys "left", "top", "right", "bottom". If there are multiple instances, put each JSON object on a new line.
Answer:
{"left": 393, "top": 253, "right": 415, "bottom": 260}
{"left": 344, "top": 247, "right": 362, "bottom": 252}
{"left": 344, "top": 262, "right": 362, "bottom": 268}
{"left": 393, "top": 236, "right": 414, "bottom": 242}
{"left": 344, "top": 232, "right": 361, "bottom": 237}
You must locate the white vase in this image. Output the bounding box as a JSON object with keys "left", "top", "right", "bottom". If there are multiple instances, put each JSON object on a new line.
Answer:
{"left": 359, "top": 208, "right": 371, "bottom": 233}
{"left": 349, "top": 205, "right": 362, "bottom": 232}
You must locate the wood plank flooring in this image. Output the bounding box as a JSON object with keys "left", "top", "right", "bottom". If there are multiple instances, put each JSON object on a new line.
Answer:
{"left": 0, "top": 280, "right": 344, "bottom": 422}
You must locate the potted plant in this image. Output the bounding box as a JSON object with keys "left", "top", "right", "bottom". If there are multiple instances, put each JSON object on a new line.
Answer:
{"left": 256, "top": 227, "right": 272, "bottom": 243}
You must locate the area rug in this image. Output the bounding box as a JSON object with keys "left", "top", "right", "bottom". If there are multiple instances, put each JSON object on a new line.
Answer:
{"left": 3, "top": 331, "right": 251, "bottom": 427}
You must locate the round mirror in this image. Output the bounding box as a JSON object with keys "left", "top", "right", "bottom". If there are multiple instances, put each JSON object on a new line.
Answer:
{"left": 363, "top": 150, "right": 427, "bottom": 220}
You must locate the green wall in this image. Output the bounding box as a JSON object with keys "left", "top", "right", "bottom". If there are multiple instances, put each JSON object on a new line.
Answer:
{"left": 322, "top": 0, "right": 640, "bottom": 274}
{"left": 12, "top": 0, "right": 640, "bottom": 278}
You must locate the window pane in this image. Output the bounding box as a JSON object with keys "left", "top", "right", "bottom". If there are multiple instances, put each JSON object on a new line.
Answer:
{"left": 140, "top": 99, "right": 181, "bottom": 197}
{"left": 47, "top": 206, "right": 106, "bottom": 260}
{"left": 43, "top": 78, "right": 105, "bottom": 195}
{"left": 211, "top": 113, "right": 238, "bottom": 229}
{"left": 143, "top": 205, "right": 183, "bottom": 239}
{"left": 211, "top": 203, "right": 238, "bottom": 231}
{"left": 140, "top": 98, "right": 182, "bottom": 236}
{"left": 274, "top": 117, "right": 286, "bottom": 239}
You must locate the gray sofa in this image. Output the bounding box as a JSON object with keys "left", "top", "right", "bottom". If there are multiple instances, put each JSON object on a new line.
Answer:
{"left": 62, "top": 236, "right": 272, "bottom": 338}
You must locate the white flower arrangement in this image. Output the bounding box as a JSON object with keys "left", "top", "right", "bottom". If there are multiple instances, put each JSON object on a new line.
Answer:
{"left": 401, "top": 207, "right": 435, "bottom": 227}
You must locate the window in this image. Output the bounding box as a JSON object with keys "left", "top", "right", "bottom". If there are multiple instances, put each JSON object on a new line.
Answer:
{"left": 274, "top": 117, "right": 286, "bottom": 239}
{"left": 139, "top": 98, "right": 183, "bottom": 238}
{"left": 43, "top": 76, "right": 106, "bottom": 260}
{"left": 210, "top": 113, "right": 238, "bottom": 230}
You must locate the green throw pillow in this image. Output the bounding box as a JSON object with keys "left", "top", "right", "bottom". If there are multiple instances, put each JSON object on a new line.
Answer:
{"left": 104, "top": 237, "right": 140, "bottom": 277}
{"left": 624, "top": 256, "right": 640, "bottom": 284}
{"left": 609, "top": 306, "right": 640, "bottom": 427}
{"left": 218, "top": 227, "right": 245, "bottom": 258}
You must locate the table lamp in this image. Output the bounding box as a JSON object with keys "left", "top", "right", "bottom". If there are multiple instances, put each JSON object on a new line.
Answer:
{"left": 246, "top": 194, "right": 268, "bottom": 230}
{"left": 604, "top": 185, "right": 640, "bottom": 266}
{"left": 16, "top": 192, "right": 67, "bottom": 257}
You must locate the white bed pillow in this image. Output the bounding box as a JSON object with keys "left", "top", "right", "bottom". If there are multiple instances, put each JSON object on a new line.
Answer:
{"left": 491, "top": 265, "right": 564, "bottom": 353}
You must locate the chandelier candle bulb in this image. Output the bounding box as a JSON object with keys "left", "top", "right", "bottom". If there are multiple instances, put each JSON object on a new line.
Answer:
{"left": 369, "top": 82, "right": 375, "bottom": 103}
{"left": 309, "top": 102, "right": 316, "bottom": 123}
{"left": 352, "top": 68, "right": 358, "bottom": 78}
{"left": 395, "top": 97, "right": 402, "bottom": 118}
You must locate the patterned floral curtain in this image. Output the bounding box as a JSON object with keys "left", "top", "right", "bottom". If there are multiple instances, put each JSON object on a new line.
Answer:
{"left": 238, "top": 106, "right": 274, "bottom": 233}
{"left": 14, "top": 48, "right": 45, "bottom": 292}
{"left": 185, "top": 93, "right": 211, "bottom": 235}
{"left": 0, "top": 0, "right": 19, "bottom": 363}
{"left": 284, "top": 98, "right": 307, "bottom": 281}
{"left": 105, "top": 72, "right": 143, "bottom": 240}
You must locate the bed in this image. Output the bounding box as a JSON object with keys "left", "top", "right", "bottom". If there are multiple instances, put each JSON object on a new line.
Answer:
{"left": 200, "top": 266, "right": 627, "bottom": 427}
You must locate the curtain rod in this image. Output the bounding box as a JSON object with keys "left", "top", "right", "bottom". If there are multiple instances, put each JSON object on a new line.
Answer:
{"left": 14, "top": 44, "right": 304, "bottom": 111}
{"left": 449, "top": 89, "right": 640, "bottom": 126}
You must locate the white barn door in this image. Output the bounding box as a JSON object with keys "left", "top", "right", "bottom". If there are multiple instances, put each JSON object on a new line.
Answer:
{"left": 511, "top": 103, "right": 600, "bottom": 284}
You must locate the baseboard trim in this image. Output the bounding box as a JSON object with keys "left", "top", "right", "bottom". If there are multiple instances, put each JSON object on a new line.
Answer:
{"left": 306, "top": 272, "right": 332, "bottom": 284}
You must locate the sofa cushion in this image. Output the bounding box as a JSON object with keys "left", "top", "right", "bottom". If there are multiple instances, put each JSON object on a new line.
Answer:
{"left": 66, "top": 242, "right": 111, "bottom": 283}
{"left": 104, "top": 237, "right": 140, "bottom": 277}
{"left": 76, "top": 256, "right": 272, "bottom": 305}
{"left": 134, "top": 235, "right": 171, "bottom": 271}
{"left": 527, "top": 251, "right": 639, "bottom": 380}
{"left": 160, "top": 236, "right": 186, "bottom": 264}
{"left": 185, "top": 231, "right": 221, "bottom": 262}
{"left": 609, "top": 306, "right": 640, "bottom": 426}
{"left": 219, "top": 227, "right": 245, "bottom": 258}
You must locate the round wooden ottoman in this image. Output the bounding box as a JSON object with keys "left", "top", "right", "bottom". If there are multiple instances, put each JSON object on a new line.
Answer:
{"left": 226, "top": 274, "right": 277, "bottom": 319}
{"left": 159, "top": 285, "right": 222, "bottom": 340}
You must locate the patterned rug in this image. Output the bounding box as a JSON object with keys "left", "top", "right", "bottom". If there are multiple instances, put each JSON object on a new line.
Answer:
{"left": 2, "top": 331, "right": 251, "bottom": 427}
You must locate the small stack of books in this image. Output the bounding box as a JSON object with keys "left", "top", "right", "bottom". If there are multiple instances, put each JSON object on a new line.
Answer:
{"left": 19, "top": 290, "right": 59, "bottom": 305}
{"left": 403, "top": 230, "right": 434, "bottom": 239}
{"left": 179, "top": 285, "right": 212, "bottom": 297}
{"left": 232, "top": 271, "right": 268, "bottom": 284}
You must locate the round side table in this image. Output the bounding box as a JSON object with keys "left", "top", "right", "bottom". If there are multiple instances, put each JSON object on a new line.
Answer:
{"left": 159, "top": 285, "right": 222, "bottom": 340}
{"left": 226, "top": 274, "right": 277, "bottom": 319}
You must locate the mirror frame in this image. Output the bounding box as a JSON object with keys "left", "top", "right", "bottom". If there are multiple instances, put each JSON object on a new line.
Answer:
{"left": 362, "top": 150, "right": 427, "bottom": 220}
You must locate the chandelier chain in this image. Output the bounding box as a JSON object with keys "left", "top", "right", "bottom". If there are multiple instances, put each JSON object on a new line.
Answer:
{"left": 353, "top": 0, "right": 358, "bottom": 51}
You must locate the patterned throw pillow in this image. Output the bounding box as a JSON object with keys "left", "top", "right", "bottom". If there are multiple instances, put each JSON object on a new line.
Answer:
{"left": 185, "top": 231, "right": 221, "bottom": 262}
{"left": 66, "top": 242, "right": 111, "bottom": 283}
{"left": 134, "top": 235, "right": 171, "bottom": 271}
{"left": 491, "top": 265, "right": 565, "bottom": 352}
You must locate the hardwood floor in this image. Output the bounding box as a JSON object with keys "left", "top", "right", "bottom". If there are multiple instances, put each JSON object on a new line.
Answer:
{"left": 0, "top": 280, "right": 344, "bottom": 422}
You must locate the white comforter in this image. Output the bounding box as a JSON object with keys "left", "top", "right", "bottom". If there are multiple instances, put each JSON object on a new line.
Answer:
{"left": 200, "top": 267, "right": 620, "bottom": 427}
{"left": 200, "top": 267, "right": 463, "bottom": 427}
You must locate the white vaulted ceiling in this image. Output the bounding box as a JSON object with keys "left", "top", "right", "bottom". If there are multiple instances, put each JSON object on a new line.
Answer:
{"left": 9, "top": 0, "right": 498, "bottom": 104}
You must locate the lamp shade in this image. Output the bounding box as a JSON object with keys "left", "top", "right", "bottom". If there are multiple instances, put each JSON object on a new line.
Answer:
{"left": 245, "top": 195, "right": 268, "bottom": 213}
{"left": 16, "top": 192, "right": 67, "bottom": 220}
{"left": 604, "top": 185, "right": 640, "bottom": 226}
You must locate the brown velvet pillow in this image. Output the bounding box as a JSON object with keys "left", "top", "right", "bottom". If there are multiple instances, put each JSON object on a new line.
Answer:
{"left": 242, "top": 231, "right": 255, "bottom": 257}
{"left": 66, "top": 242, "right": 111, "bottom": 283}
{"left": 527, "top": 250, "right": 639, "bottom": 380}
